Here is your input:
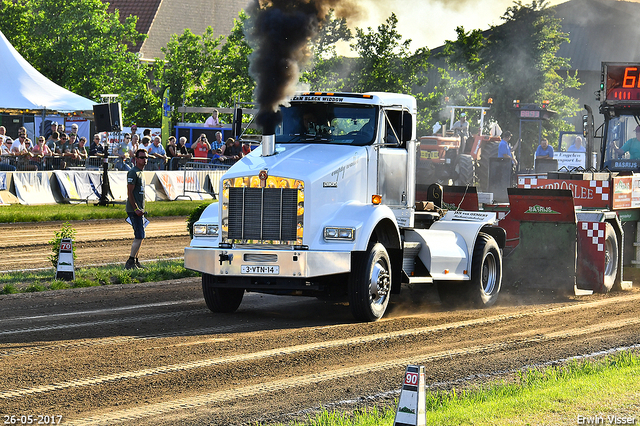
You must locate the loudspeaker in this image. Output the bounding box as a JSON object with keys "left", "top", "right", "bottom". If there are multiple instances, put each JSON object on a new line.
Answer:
{"left": 233, "top": 108, "right": 243, "bottom": 138}
{"left": 93, "top": 102, "right": 122, "bottom": 132}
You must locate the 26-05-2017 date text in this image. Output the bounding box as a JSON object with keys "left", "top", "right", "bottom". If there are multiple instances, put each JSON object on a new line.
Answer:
{"left": 3, "top": 415, "right": 62, "bottom": 425}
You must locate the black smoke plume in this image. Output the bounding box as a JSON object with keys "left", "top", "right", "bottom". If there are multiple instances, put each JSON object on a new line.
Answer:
{"left": 246, "top": 0, "right": 357, "bottom": 134}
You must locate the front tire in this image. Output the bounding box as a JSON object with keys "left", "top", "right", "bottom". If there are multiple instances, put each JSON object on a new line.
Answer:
{"left": 202, "top": 274, "right": 244, "bottom": 313}
{"left": 349, "top": 243, "right": 392, "bottom": 322}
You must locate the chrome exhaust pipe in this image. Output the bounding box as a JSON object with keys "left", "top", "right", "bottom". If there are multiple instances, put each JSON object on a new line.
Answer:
{"left": 261, "top": 134, "right": 276, "bottom": 157}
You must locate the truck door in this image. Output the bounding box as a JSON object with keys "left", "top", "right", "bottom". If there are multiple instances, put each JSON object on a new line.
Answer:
{"left": 378, "top": 108, "right": 408, "bottom": 208}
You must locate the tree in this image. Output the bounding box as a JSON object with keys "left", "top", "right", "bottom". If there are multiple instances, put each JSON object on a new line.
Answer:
{"left": 347, "top": 13, "right": 430, "bottom": 94}
{"left": 481, "top": 0, "right": 580, "bottom": 166}
{"left": 0, "top": 0, "right": 155, "bottom": 125}
{"left": 422, "top": 27, "right": 488, "bottom": 135}
{"left": 301, "top": 10, "right": 352, "bottom": 91}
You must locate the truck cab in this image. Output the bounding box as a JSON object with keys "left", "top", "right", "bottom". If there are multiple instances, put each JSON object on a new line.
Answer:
{"left": 185, "top": 92, "right": 505, "bottom": 321}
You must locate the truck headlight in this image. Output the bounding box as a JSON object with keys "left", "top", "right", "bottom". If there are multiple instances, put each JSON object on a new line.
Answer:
{"left": 194, "top": 224, "right": 219, "bottom": 237}
{"left": 324, "top": 227, "right": 355, "bottom": 241}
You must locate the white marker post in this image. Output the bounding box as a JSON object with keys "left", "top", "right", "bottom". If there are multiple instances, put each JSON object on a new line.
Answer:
{"left": 55, "top": 238, "right": 75, "bottom": 281}
{"left": 393, "top": 365, "right": 426, "bottom": 426}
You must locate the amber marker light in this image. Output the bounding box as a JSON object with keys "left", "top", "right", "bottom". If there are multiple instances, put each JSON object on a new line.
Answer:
{"left": 372, "top": 195, "right": 382, "bottom": 205}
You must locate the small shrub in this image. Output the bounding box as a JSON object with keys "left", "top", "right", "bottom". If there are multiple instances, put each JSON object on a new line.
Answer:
{"left": 48, "top": 222, "right": 77, "bottom": 268}
{"left": 186, "top": 201, "right": 214, "bottom": 238}
{"left": 49, "top": 280, "right": 71, "bottom": 290}
{"left": 24, "top": 283, "right": 47, "bottom": 292}
{"left": 1, "top": 284, "right": 19, "bottom": 294}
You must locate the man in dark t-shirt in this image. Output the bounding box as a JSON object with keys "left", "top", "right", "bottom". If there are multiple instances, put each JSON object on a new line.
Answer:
{"left": 125, "top": 149, "right": 148, "bottom": 270}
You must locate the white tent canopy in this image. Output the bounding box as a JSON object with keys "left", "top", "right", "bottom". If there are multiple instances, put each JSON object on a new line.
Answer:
{"left": 0, "top": 30, "right": 96, "bottom": 112}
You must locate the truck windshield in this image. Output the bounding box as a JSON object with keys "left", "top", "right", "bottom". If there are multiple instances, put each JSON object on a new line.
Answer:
{"left": 276, "top": 103, "right": 378, "bottom": 146}
{"left": 604, "top": 115, "right": 640, "bottom": 163}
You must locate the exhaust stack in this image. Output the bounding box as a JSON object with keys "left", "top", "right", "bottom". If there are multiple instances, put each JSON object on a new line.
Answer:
{"left": 261, "top": 134, "right": 276, "bottom": 157}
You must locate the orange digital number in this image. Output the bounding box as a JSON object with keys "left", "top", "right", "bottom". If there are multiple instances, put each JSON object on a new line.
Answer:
{"left": 623, "top": 67, "right": 638, "bottom": 88}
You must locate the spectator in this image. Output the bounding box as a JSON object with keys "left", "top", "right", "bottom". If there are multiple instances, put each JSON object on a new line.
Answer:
{"left": 567, "top": 136, "right": 586, "bottom": 153}
{"left": 46, "top": 131, "right": 60, "bottom": 154}
{"left": 58, "top": 132, "right": 72, "bottom": 156}
{"left": 193, "top": 134, "right": 210, "bottom": 162}
{"left": 31, "top": 136, "right": 52, "bottom": 159}
{"left": 75, "top": 137, "right": 89, "bottom": 161}
{"left": 69, "top": 133, "right": 79, "bottom": 150}
{"left": 1, "top": 137, "right": 12, "bottom": 155}
{"left": 225, "top": 138, "right": 243, "bottom": 162}
{"left": 0, "top": 137, "right": 16, "bottom": 171}
{"left": 535, "top": 138, "right": 554, "bottom": 159}
{"left": 166, "top": 136, "right": 177, "bottom": 169}
{"left": 143, "top": 128, "right": 151, "bottom": 138}
{"left": 498, "top": 130, "right": 517, "bottom": 166}
{"left": 211, "top": 131, "right": 225, "bottom": 152}
{"left": 0, "top": 126, "right": 6, "bottom": 144}
{"left": 58, "top": 123, "right": 65, "bottom": 136}
{"left": 128, "top": 134, "right": 140, "bottom": 159}
{"left": 89, "top": 134, "right": 105, "bottom": 157}
{"left": 242, "top": 141, "right": 252, "bottom": 156}
{"left": 169, "top": 137, "right": 192, "bottom": 170}
{"left": 11, "top": 131, "right": 28, "bottom": 153}
{"left": 114, "top": 133, "right": 131, "bottom": 171}
{"left": 148, "top": 136, "right": 167, "bottom": 170}
{"left": 210, "top": 148, "right": 225, "bottom": 164}
{"left": 130, "top": 123, "right": 138, "bottom": 138}
{"left": 205, "top": 109, "right": 220, "bottom": 127}
{"left": 70, "top": 123, "right": 79, "bottom": 136}
{"left": 44, "top": 121, "right": 58, "bottom": 140}
{"left": 139, "top": 136, "right": 152, "bottom": 152}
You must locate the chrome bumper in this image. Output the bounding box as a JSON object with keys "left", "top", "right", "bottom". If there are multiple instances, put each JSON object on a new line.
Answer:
{"left": 184, "top": 246, "right": 351, "bottom": 277}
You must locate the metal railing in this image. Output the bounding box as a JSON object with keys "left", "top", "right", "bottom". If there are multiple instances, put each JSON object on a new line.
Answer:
{"left": 179, "top": 161, "right": 232, "bottom": 200}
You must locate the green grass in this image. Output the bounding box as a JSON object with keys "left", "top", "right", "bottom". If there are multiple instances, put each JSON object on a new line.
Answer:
{"left": 270, "top": 351, "right": 640, "bottom": 426}
{"left": 0, "top": 259, "right": 199, "bottom": 294}
{"left": 0, "top": 200, "right": 210, "bottom": 223}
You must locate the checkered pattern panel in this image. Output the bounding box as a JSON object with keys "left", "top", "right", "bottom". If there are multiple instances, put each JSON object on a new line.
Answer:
{"left": 580, "top": 222, "right": 606, "bottom": 252}
{"left": 517, "top": 178, "right": 609, "bottom": 201}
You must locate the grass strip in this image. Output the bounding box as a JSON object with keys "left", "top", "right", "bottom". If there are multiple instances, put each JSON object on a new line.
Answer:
{"left": 0, "top": 259, "right": 199, "bottom": 294}
{"left": 0, "top": 200, "right": 212, "bottom": 223}
{"left": 271, "top": 351, "right": 640, "bottom": 426}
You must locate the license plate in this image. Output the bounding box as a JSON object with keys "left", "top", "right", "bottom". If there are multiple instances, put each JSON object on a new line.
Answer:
{"left": 241, "top": 265, "right": 280, "bottom": 275}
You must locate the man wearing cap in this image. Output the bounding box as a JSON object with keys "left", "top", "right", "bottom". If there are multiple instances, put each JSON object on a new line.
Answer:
{"left": 617, "top": 125, "right": 640, "bottom": 159}
{"left": 452, "top": 113, "right": 470, "bottom": 152}
{"left": 44, "top": 121, "right": 58, "bottom": 140}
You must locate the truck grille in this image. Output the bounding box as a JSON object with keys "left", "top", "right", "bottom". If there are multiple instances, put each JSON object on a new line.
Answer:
{"left": 227, "top": 187, "right": 299, "bottom": 243}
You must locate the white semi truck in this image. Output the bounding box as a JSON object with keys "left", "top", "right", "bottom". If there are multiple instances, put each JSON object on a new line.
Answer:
{"left": 184, "top": 92, "right": 506, "bottom": 321}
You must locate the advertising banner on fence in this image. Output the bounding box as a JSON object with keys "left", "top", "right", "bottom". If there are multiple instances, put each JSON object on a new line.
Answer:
{"left": 13, "top": 172, "right": 57, "bottom": 205}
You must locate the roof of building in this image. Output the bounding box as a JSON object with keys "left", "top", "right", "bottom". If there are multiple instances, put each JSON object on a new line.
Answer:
{"left": 103, "top": 0, "right": 248, "bottom": 60}
{"left": 555, "top": 0, "right": 640, "bottom": 71}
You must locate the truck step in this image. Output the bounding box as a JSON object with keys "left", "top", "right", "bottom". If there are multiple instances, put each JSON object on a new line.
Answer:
{"left": 407, "top": 276, "right": 433, "bottom": 284}
{"left": 403, "top": 241, "right": 422, "bottom": 275}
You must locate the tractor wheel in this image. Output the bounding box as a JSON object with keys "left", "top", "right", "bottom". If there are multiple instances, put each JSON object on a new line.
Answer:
{"left": 348, "top": 243, "right": 392, "bottom": 322}
{"left": 202, "top": 274, "right": 244, "bottom": 313}
{"left": 602, "top": 222, "right": 619, "bottom": 293}
{"left": 454, "top": 154, "right": 474, "bottom": 186}
{"left": 477, "top": 141, "right": 499, "bottom": 192}
{"left": 467, "top": 233, "right": 502, "bottom": 307}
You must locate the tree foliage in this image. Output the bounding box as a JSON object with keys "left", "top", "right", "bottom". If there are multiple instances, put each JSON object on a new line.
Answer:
{"left": 481, "top": 0, "right": 580, "bottom": 166}
{"left": 162, "top": 12, "right": 253, "bottom": 125}
{"left": 0, "top": 0, "right": 157, "bottom": 125}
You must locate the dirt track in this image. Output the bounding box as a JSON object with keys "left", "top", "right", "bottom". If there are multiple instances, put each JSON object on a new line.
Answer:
{"left": 1, "top": 219, "right": 639, "bottom": 425}
{"left": 0, "top": 217, "right": 190, "bottom": 271}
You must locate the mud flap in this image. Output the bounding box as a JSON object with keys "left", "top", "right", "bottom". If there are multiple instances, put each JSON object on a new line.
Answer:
{"left": 502, "top": 188, "right": 577, "bottom": 293}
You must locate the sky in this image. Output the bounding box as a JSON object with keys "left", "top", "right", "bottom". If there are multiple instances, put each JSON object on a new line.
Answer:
{"left": 340, "top": 0, "right": 570, "bottom": 52}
